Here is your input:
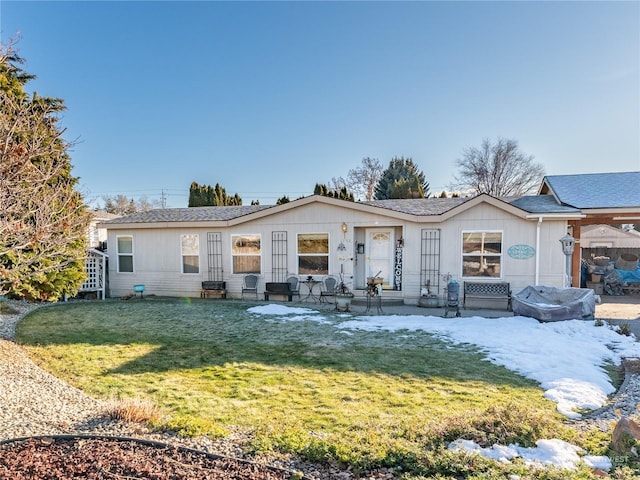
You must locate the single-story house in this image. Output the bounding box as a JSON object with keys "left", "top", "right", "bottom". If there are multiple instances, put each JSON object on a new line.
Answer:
{"left": 100, "top": 171, "right": 640, "bottom": 305}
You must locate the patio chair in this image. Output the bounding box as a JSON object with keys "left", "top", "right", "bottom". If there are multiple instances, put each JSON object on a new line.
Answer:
{"left": 319, "top": 276, "right": 338, "bottom": 303}
{"left": 286, "top": 276, "right": 301, "bottom": 300}
{"left": 241, "top": 274, "right": 259, "bottom": 300}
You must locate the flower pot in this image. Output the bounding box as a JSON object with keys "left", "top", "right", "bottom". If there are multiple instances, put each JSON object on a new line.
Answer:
{"left": 335, "top": 293, "right": 353, "bottom": 312}
{"left": 418, "top": 295, "right": 439, "bottom": 308}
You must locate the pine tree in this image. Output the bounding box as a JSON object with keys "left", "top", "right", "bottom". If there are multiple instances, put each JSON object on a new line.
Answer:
{"left": 374, "top": 157, "right": 430, "bottom": 200}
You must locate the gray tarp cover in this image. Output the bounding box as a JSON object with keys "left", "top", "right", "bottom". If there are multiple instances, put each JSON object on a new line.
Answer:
{"left": 512, "top": 285, "right": 596, "bottom": 322}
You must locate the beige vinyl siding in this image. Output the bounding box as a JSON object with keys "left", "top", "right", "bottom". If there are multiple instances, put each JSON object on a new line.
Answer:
{"left": 106, "top": 200, "right": 569, "bottom": 301}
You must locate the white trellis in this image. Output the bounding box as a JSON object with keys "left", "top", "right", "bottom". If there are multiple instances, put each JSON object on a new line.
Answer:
{"left": 80, "top": 249, "right": 108, "bottom": 300}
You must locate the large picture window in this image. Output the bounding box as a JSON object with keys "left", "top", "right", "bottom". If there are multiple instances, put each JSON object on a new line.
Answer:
{"left": 181, "top": 234, "right": 200, "bottom": 274}
{"left": 462, "top": 231, "right": 502, "bottom": 278}
{"left": 117, "top": 235, "right": 134, "bottom": 273}
{"left": 297, "top": 233, "right": 329, "bottom": 275}
{"left": 232, "top": 234, "right": 261, "bottom": 274}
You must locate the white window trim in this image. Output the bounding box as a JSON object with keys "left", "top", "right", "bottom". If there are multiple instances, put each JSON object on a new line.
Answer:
{"left": 296, "top": 232, "right": 330, "bottom": 275}
{"left": 461, "top": 230, "right": 503, "bottom": 279}
{"left": 231, "top": 233, "right": 262, "bottom": 274}
{"left": 116, "top": 235, "right": 134, "bottom": 274}
{"left": 180, "top": 233, "right": 200, "bottom": 275}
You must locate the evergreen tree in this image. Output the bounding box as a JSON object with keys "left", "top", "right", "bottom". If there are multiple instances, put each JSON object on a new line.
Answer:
{"left": 0, "top": 44, "right": 91, "bottom": 300}
{"left": 189, "top": 181, "right": 242, "bottom": 206}
{"left": 374, "top": 157, "right": 430, "bottom": 200}
{"left": 276, "top": 196, "right": 290, "bottom": 205}
{"left": 313, "top": 183, "right": 354, "bottom": 201}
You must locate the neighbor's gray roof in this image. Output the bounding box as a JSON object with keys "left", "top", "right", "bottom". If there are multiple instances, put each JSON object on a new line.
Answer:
{"left": 103, "top": 205, "right": 275, "bottom": 224}
{"left": 542, "top": 172, "right": 640, "bottom": 209}
{"left": 507, "top": 195, "right": 580, "bottom": 214}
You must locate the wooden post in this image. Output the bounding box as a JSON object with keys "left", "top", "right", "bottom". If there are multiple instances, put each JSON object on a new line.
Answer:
{"left": 569, "top": 220, "right": 582, "bottom": 288}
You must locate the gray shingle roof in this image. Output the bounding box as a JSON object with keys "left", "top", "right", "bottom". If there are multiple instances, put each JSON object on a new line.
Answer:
{"left": 103, "top": 191, "right": 583, "bottom": 226}
{"left": 543, "top": 172, "right": 640, "bottom": 208}
{"left": 363, "top": 197, "right": 469, "bottom": 215}
{"left": 507, "top": 195, "right": 580, "bottom": 214}
{"left": 104, "top": 205, "right": 274, "bottom": 224}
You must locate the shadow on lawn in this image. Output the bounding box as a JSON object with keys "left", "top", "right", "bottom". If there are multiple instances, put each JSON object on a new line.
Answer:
{"left": 19, "top": 298, "right": 534, "bottom": 388}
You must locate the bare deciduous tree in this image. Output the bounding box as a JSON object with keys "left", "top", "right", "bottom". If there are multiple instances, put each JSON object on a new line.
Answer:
{"left": 452, "top": 138, "right": 545, "bottom": 197}
{"left": 347, "top": 157, "right": 383, "bottom": 201}
{"left": 102, "top": 195, "right": 157, "bottom": 215}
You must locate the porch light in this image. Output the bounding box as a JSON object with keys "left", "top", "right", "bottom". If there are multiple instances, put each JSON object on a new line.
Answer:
{"left": 559, "top": 234, "right": 575, "bottom": 287}
{"left": 559, "top": 234, "right": 575, "bottom": 255}
{"left": 341, "top": 222, "right": 348, "bottom": 234}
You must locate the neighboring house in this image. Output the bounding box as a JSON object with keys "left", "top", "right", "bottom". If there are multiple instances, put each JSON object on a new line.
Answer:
{"left": 88, "top": 210, "right": 120, "bottom": 249}
{"left": 580, "top": 224, "right": 640, "bottom": 267}
{"left": 581, "top": 224, "right": 640, "bottom": 249}
{"left": 100, "top": 171, "right": 640, "bottom": 303}
{"left": 538, "top": 171, "right": 640, "bottom": 284}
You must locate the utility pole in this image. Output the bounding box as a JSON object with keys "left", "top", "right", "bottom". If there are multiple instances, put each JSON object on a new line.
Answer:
{"left": 161, "top": 189, "right": 167, "bottom": 208}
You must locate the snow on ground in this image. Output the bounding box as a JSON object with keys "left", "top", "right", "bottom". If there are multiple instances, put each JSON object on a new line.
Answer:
{"left": 449, "top": 438, "right": 612, "bottom": 471}
{"left": 338, "top": 314, "right": 640, "bottom": 418}
{"left": 248, "top": 305, "right": 640, "bottom": 470}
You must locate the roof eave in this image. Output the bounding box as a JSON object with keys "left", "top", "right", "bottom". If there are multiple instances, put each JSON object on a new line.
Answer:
{"left": 99, "top": 221, "right": 231, "bottom": 229}
{"left": 581, "top": 207, "right": 640, "bottom": 216}
{"left": 525, "top": 213, "right": 585, "bottom": 220}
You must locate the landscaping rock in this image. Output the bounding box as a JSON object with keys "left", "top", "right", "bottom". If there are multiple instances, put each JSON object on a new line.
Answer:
{"left": 611, "top": 417, "right": 640, "bottom": 454}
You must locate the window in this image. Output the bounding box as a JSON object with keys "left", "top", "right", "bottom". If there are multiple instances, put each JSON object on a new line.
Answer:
{"left": 232, "top": 234, "right": 261, "bottom": 274}
{"left": 462, "top": 231, "right": 502, "bottom": 278}
{"left": 117, "top": 235, "right": 133, "bottom": 273}
{"left": 181, "top": 234, "right": 200, "bottom": 274}
{"left": 297, "top": 233, "right": 329, "bottom": 275}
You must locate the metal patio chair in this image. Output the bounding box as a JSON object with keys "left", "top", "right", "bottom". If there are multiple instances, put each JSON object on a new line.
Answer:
{"left": 286, "top": 276, "right": 301, "bottom": 300}
{"left": 241, "top": 274, "right": 259, "bottom": 300}
{"left": 319, "top": 276, "right": 338, "bottom": 303}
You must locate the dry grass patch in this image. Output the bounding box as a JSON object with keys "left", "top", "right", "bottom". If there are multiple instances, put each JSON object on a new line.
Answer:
{"left": 103, "top": 395, "right": 164, "bottom": 424}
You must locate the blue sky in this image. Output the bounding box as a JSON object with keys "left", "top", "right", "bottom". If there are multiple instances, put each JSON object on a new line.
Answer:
{"left": 1, "top": 1, "right": 638, "bottom": 207}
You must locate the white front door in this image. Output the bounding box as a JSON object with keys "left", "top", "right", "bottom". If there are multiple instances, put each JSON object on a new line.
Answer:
{"left": 366, "top": 229, "right": 394, "bottom": 289}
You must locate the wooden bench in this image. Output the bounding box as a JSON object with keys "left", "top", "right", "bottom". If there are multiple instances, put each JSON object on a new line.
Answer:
{"left": 264, "top": 282, "right": 294, "bottom": 301}
{"left": 201, "top": 281, "right": 226, "bottom": 299}
{"left": 463, "top": 281, "right": 511, "bottom": 310}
